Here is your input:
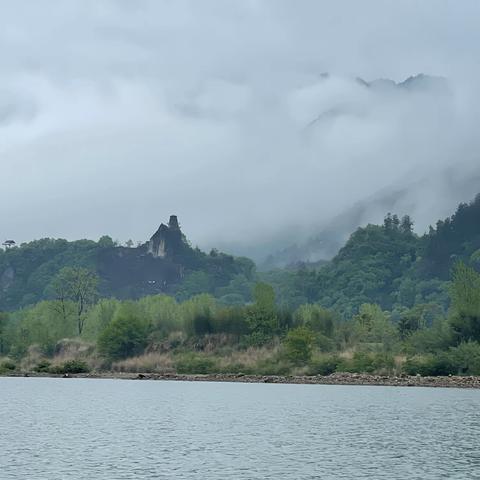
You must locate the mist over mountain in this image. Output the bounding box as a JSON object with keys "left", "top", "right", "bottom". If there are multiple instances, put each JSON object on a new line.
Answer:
{"left": 205, "top": 70, "right": 480, "bottom": 260}
{"left": 257, "top": 166, "right": 480, "bottom": 269}
{"left": 214, "top": 72, "right": 479, "bottom": 265}
{"left": 2, "top": 1, "right": 480, "bottom": 254}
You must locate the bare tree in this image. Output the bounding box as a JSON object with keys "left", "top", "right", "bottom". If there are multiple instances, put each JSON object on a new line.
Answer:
{"left": 52, "top": 267, "right": 98, "bottom": 335}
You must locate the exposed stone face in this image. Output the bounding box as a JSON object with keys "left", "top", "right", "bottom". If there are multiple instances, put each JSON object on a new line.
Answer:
{"left": 148, "top": 224, "right": 169, "bottom": 258}
{"left": 148, "top": 215, "right": 183, "bottom": 258}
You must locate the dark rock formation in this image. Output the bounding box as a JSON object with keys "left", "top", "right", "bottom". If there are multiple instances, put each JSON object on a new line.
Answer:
{"left": 97, "top": 216, "right": 188, "bottom": 299}
{"left": 148, "top": 215, "right": 183, "bottom": 258}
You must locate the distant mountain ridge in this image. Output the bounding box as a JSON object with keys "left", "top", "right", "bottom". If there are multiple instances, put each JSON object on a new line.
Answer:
{"left": 2, "top": 192, "right": 480, "bottom": 316}
{"left": 262, "top": 193, "right": 480, "bottom": 316}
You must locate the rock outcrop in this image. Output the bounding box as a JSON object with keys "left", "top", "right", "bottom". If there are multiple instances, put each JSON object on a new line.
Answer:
{"left": 148, "top": 215, "right": 183, "bottom": 258}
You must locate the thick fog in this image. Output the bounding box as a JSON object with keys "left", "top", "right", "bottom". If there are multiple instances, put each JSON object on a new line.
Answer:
{"left": 1, "top": 0, "right": 480, "bottom": 260}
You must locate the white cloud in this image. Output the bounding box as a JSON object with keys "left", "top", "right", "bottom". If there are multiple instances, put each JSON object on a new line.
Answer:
{"left": 1, "top": 0, "right": 480, "bottom": 259}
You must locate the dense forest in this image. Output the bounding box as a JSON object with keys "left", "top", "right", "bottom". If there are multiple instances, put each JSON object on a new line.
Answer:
{"left": 1, "top": 194, "right": 480, "bottom": 377}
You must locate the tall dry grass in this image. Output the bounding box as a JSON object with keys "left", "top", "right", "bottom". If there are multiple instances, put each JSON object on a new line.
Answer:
{"left": 111, "top": 352, "right": 175, "bottom": 373}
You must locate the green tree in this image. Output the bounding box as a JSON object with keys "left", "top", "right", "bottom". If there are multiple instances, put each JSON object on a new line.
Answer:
{"left": 245, "top": 283, "right": 278, "bottom": 346}
{"left": 98, "top": 306, "right": 148, "bottom": 360}
{"left": 294, "top": 304, "right": 336, "bottom": 337}
{"left": 448, "top": 341, "right": 480, "bottom": 375}
{"left": 400, "top": 215, "right": 414, "bottom": 234}
{"left": 253, "top": 282, "right": 276, "bottom": 310}
{"left": 283, "top": 327, "right": 315, "bottom": 365}
{"left": 449, "top": 262, "right": 480, "bottom": 342}
{"left": 353, "top": 303, "right": 398, "bottom": 351}
{"left": 51, "top": 267, "right": 98, "bottom": 335}
{"left": 98, "top": 235, "right": 115, "bottom": 248}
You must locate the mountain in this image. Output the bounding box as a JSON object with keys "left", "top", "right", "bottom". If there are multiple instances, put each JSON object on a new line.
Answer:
{"left": 0, "top": 216, "right": 255, "bottom": 310}
{"left": 2, "top": 192, "right": 480, "bottom": 316}
{"left": 263, "top": 194, "right": 480, "bottom": 316}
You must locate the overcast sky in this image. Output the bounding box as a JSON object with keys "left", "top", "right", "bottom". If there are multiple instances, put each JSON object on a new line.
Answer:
{"left": 1, "top": 0, "right": 480, "bottom": 255}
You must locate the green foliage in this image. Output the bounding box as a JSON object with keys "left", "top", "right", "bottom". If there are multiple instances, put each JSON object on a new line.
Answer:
{"left": 253, "top": 357, "right": 292, "bottom": 376}
{"left": 448, "top": 342, "right": 480, "bottom": 375}
{"left": 0, "top": 229, "right": 255, "bottom": 312}
{"left": 0, "top": 238, "right": 99, "bottom": 310}
{"left": 9, "top": 301, "right": 77, "bottom": 356}
{"left": 97, "top": 305, "right": 149, "bottom": 360}
{"left": 245, "top": 283, "right": 278, "bottom": 346}
{"left": 338, "top": 351, "right": 395, "bottom": 374}
{"left": 49, "top": 359, "right": 91, "bottom": 374}
{"left": 0, "top": 358, "right": 16, "bottom": 373}
{"left": 175, "top": 353, "right": 215, "bottom": 374}
{"left": 283, "top": 327, "right": 315, "bottom": 365}
{"left": 210, "top": 306, "right": 249, "bottom": 336}
{"left": 306, "top": 354, "right": 339, "bottom": 376}
{"left": 294, "top": 304, "right": 336, "bottom": 337}
{"left": 403, "top": 354, "right": 456, "bottom": 376}
{"left": 181, "top": 294, "right": 217, "bottom": 337}
{"left": 176, "top": 272, "right": 213, "bottom": 301}
{"left": 2, "top": 202, "right": 480, "bottom": 378}
{"left": 33, "top": 360, "right": 52, "bottom": 373}
{"left": 49, "top": 266, "right": 98, "bottom": 335}
{"left": 449, "top": 262, "right": 480, "bottom": 342}
{"left": 404, "top": 318, "right": 453, "bottom": 354}
{"left": 352, "top": 304, "right": 399, "bottom": 350}
{"left": 397, "top": 303, "right": 444, "bottom": 339}
{"left": 253, "top": 282, "right": 276, "bottom": 310}
{"left": 423, "top": 194, "right": 480, "bottom": 278}
{"left": 404, "top": 342, "right": 480, "bottom": 376}
{"left": 82, "top": 298, "right": 120, "bottom": 341}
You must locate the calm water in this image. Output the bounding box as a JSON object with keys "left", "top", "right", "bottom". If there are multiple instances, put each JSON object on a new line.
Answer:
{"left": 1, "top": 378, "right": 480, "bottom": 479}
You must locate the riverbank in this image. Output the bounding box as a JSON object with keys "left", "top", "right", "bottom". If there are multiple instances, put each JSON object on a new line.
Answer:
{"left": 3, "top": 371, "right": 480, "bottom": 388}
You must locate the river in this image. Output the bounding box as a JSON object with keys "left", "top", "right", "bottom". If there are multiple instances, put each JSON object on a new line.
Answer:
{"left": 1, "top": 378, "right": 479, "bottom": 479}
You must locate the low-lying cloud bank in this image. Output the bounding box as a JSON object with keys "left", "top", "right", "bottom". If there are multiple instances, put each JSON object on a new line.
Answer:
{"left": 1, "top": 1, "right": 480, "bottom": 261}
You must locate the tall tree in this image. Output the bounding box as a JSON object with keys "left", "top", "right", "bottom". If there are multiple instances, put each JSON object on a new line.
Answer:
{"left": 449, "top": 262, "right": 480, "bottom": 342}
{"left": 52, "top": 267, "right": 98, "bottom": 335}
{"left": 245, "top": 282, "right": 278, "bottom": 345}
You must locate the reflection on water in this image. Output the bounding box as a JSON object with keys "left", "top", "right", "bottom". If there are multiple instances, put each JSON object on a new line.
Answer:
{"left": 1, "top": 378, "right": 480, "bottom": 479}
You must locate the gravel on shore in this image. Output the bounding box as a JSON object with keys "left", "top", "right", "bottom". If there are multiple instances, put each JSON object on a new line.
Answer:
{"left": 4, "top": 371, "right": 480, "bottom": 388}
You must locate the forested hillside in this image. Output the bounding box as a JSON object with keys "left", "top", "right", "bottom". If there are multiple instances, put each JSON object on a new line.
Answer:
{"left": 0, "top": 220, "right": 255, "bottom": 311}
{"left": 1, "top": 195, "right": 480, "bottom": 377}
{"left": 264, "top": 194, "right": 480, "bottom": 316}
{"left": 1, "top": 195, "right": 480, "bottom": 317}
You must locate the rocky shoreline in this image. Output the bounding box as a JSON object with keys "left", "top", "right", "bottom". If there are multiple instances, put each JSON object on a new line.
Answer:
{"left": 3, "top": 371, "right": 480, "bottom": 388}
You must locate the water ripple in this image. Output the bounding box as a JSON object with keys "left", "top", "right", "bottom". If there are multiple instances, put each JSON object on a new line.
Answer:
{"left": 1, "top": 378, "right": 480, "bottom": 479}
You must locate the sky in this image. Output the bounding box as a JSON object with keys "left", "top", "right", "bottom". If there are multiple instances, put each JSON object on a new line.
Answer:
{"left": 1, "top": 0, "right": 480, "bottom": 258}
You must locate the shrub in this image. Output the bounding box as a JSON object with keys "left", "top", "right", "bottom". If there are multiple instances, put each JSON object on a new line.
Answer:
{"left": 448, "top": 342, "right": 480, "bottom": 375}
{"left": 0, "top": 359, "right": 16, "bottom": 373}
{"left": 33, "top": 360, "right": 52, "bottom": 373}
{"left": 337, "top": 352, "right": 395, "bottom": 374}
{"left": 175, "top": 353, "right": 216, "bottom": 374}
{"left": 307, "top": 355, "right": 339, "bottom": 376}
{"left": 282, "top": 327, "right": 315, "bottom": 365}
{"left": 60, "top": 359, "right": 90, "bottom": 374}
{"left": 403, "top": 354, "right": 456, "bottom": 376}
{"left": 48, "top": 360, "right": 91, "bottom": 374}
{"left": 254, "top": 358, "right": 292, "bottom": 376}
{"left": 98, "top": 309, "right": 149, "bottom": 360}
{"left": 316, "top": 334, "right": 335, "bottom": 352}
